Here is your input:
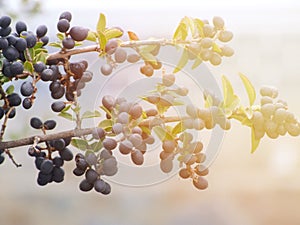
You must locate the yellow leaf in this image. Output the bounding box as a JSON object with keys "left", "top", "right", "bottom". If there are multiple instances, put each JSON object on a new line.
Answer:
{"left": 251, "top": 126, "right": 261, "bottom": 153}
{"left": 98, "top": 31, "right": 107, "bottom": 52}
{"left": 173, "top": 22, "right": 188, "bottom": 41}
{"left": 139, "top": 51, "right": 156, "bottom": 64}
{"left": 193, "top": 18, "right": 204, "bottom": 38}
{"left": 104, "top": 28, "right": 123, "bottom": 40}
{"left": 173, "top": 48, "right": 189, "bottom": 73}
{"left": 97, "top": 13, "right": 106, "bottom": 34}
{"left": 172, "top": 122, "right": 185, "bottom": 135}
{"left": 153, "top": 126, "right": 173, "bottom": 141}
{"left": 221, "top": 75, "right": 235, "bottom": 108}
{"left": 191, "top": 56, "right": 202, "bottom": 69}
{"left": 86, "top": 31, "right": 97, "bottom": 42}
{"left": 182, "top": 17, "right": 196, "bottom": 38}
{"left": 239, "top": 73, "right": 256, "bottom": 106}
{"left": 212, "top": 43, "right": 222, "bottom": 53}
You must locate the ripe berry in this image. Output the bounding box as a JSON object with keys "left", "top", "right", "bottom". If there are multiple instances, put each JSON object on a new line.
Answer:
{"left": 0, "top": 16, "right": 11, "bottom": 29}
{"left": 21, "top": 81, "right": 34, "bottom": 96}
{"left": 41, "top": 68, "right": 54, "bottom": 81}
{"left": 7, "top": 93, "right": 22, "bottom": 107}
{"left": 22, "top": 98, "right": 32, "bottom": 109}
{"left": 15, "top": 21, "right": 27, "bottom": 34}
{"left": 51, "top": 101, "right": 66, "bottom": 112}
{"left": 36, "top": 25, "right": 48, "bottom": 38}
{"left": 62, "top": 37, "right": 75, "bottom": 49}
{"left": 43, "top": 120, "right": 57, "bottom": 130}
{"left": 3, "top": 46, "right": 19, "bottom": 61}
{"left": 59, "top": 11, "right": 72, "bottom": 22}
{"left": 25, "top": 34, "right": 36, "bottom": 48}
{"left": 57, "top": 19, "right": 70, "bottom": 33}
{"left": 30, "top": 117, "right": 43, "bottom": 129}
{"left": 10, "top": 61, "right": 24, "bottom": 76}
{"left": 69, "top": 26, "right": 89, "bottom": 41}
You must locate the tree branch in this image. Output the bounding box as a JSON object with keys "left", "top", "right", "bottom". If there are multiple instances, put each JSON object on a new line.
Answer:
{"left": 46, "top": 38, "right": 196, "bottom": 62}
{"left": 0, "top": 128, "right": 95, "bottom": 149}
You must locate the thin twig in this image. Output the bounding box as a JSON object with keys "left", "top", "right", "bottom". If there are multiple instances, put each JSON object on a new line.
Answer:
{"left": 4, "top": 149, "right": 21, "bottom": 167}
{"left": 0, "top": 107, "right": 14, "bottom": 142}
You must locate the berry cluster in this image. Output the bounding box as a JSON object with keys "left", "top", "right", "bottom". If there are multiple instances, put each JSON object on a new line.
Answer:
{"left": 252, "top": 86, "right": 300, "bottom": 139}
{"left": 74, "top": 151, "right": 115, "bottom": 195}
{"left": 29, "top": 117, "right": 73, "bottom": 186}
{"left": 187, "top": 16, "right": 234, "bottom": 66}
{"left": 56, "top": 11, "right": 89, "bottom": 50}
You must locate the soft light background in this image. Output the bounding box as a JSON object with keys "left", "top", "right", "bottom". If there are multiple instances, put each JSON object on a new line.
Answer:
{"left": 1, "top": 0, "right": 300, "bottom": 225}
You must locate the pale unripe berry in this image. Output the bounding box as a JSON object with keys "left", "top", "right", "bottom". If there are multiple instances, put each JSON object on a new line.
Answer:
{"left": 183, "top": 118, "right": 194, "bottom": 129}
{"left": 260, "top": 96, "right": 273, "bottom": 105}
{"left": 218, "top": 30, "right": 233, "bottom": 42}
{"left": 162, "top": 74, "right": 175, "bottom": 87}
{"left": 277, "top": 124, "right": 287, "bottom": 136}
{"left": 273, "top": 108, "right": 288, "bottom": 123}
{"left": 252, "top": 111, "right": 264, "bottom": 130}
{"left": 200, "top": 49, "right": 212, "bottom": 61}
{"left": 179, "top": 168, "right": 192, "bottom": 179}
{"left": 220, "top": 46, "right": 234, "bottom": 57}
{"left": 175, "top": 87, "right": 189, "bottom": 96}
{"left": 193, "top": 176, "right": 208, "bottom": 190}
{"left": 213, "top": 16, "right": 224, "bottom": 29}
{"left": 260, "top": 85, "right": 278, "bottom": 98}
{"left": 200, "top": 38, "right": 213, "bottom": 48}
{"left": 162, "top": 140, "right": 177, "bottom": 153}
{"left": 209, "top": 53, "right": 222, "bottom": 66}
{"left": 160, "top": 157, "right": 173, "bottom": 173}
{"left": 193, "top": 118, "right": 205, "bottom": 130}
{"left": 203, "top": 24, "right": 215, "bottom": 37}
{"left": 261, "top": 103, "right": 276, "bottom": 118}
{"left": 285, "top": 123, "right": 300, "bottom": 136}
{"left": 186, "top": 104, "right": 198, "bottom": 118}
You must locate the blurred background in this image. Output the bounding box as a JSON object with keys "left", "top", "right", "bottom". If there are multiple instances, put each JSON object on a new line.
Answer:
{"left": 1, "top": 0, "right": 300, "bottom": 225}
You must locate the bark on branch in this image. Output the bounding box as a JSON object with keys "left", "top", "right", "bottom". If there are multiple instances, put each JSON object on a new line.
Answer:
{"left": 0, "top": 128, "right": 95, "bottom": 149}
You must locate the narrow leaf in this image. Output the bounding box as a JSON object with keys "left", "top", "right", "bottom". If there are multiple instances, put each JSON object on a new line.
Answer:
{"left": 153, "top": 126, "right": 173, "bottom": 141}
{"left": 139, "top": 51, "right": 156, "bottom": 64}
{"left": 82, "top": 110, "right": 101, "bottom": 119}
{"left": 90, "top": 141, "right": 103, "bottom": 152}
{"left": 71, "top": 138, "right": 89, "bottom": 150}
{"left": 173, "top": 48, "right": 189, "bottom": 73}
{"left": 24, "top": 61, "right": 34, "bottom": 73}
{"left": 5, "top": 85, "right": 14, "bottom": 95}
{"left": 212, "top": 43, "right": 222, "bottom": 53}
{"left": 104, "top": 28, "right": 123, "bottom": 40}
{"left": 86, "top": 31, "right": 98, "bottom": 42}
{"left": 194, "top": 18, "right": 205, "bottom": 38}
{"left": 127, "top": 31, "right": 139, "bottom": 41}
{"left": 172, "top": 122, "right": 185, "bottom": 135}
{"left": 48, "top": 42, "right": 62, "bottom": 48}
{"left": 251, "top": 127, "right": 261, "bottom": 153}
{"left": 98, "top": 31, "right": 107, "bottom": 52}
{"left": 221, "top": 75, "right": 235, "bottom": 108}
{"left": 97, "top": 13, "right": 106, "bottom": 34}
{"left": 239, "top": 73, "right": 256, "bottom": 106}
{"left": 98, "top": 119, "right": 113, "bottom": 130}
{"left": 58, "top": 112, "right": 74, "bottom": 121}
{"left": 56, "top": 33, "right": 65, "bottom": 41}
{"left": 191, "top": 56, "right": 202, "bottom": 69}
{"left": 173, "top": 22, "right": 188, "bottom": 41}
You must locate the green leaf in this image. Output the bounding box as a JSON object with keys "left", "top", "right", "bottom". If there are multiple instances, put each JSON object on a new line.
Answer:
{"left": 251, "top": 127, "right": 261, "bottom": 153}
{"left": 182, "top": 17, "right": 196, "bottom": 38}
{"left": 104, "top": 28, "right": 123, "bottom": 40}
{"left": 33, "top": 42, "right": 44, "bottom": 49}
{"left": 172, "top": 122, "right": 185, "bottom": 135}
{"left": 90, "top": 141, "right": 103, "bottom": 152}
{"left": 5, "top": 85, "right": 14, "bottom": 95}
{"left": 139, "top": 44, "right": 158, "bottom": 54}
{"left": 82, "top": 110, "right": 101, "bottom": 119}
{"left": 191, "top": 56, "right": 202, "bottom": 69}
{"left": 58, "top": 112, "right": 74, "bottom": 121}
{"left": 153, "top": 126, "right": 173, "bottom": 141}
{"left": 34, "top": 52, "right": 47, "bottom": 64}
{"left": 56, "top": 33, "right": 65, "bottom": 41}
{"left": 71, "top": 138, "right": 89, "bottom": 150}
{"left": 98, "top": 119, "right": 113, "bottom": 130}
{"left": 239, "top": 73, "right": 256, "bottom": 106}
{"left": 24, "top": 61, "right": 34, "bottom": 73}
{"left": 61, "top": 104, "right": 71, "bottom": 113}
{"left": 71, "top": 105, "right": 81, "bottom": 114}
{"left": 97, "top": 13, "right": 106, "bottom": 34}
{"left": 173, "top": 48, "right": 189, "bottom": 73}
{"left": 86, "top": 31, "right": 98, "bottom": 42}
{"left": 48, "top": 42, "right": 62, "bottom": 48}
{"left": 139, "top": 51, "right": 156, "bottom": 64}
{"left": 173, "top": 22, "right": 188, "bottom": 41}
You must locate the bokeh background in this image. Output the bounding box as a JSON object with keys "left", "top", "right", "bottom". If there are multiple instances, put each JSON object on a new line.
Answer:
{"left": 1, "top": 0, "right": 300, "bottom": 225}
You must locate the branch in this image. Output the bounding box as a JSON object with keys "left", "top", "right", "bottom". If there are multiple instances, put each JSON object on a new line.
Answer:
{"left": 46, "top": 38, "right": 197, "bottom": 62}
{"left": 0, "top": 127, "right": 95, "bottom": 149}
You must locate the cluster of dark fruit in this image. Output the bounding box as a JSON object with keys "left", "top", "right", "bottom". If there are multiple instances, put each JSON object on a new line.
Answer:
{"left": 56, "top": 11, "right": 89, "bottom": 49}
{"left": 0, "top": 15, "right": 49, "bottom": 78}
{"left": 0, "top": 92, "right": 21, "bottom": 120}
{"left": 29, "top": 117, "right": 73, "bottom": 186}
{"left": 73, "top": 149, "right": 116, "bottom": 195}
